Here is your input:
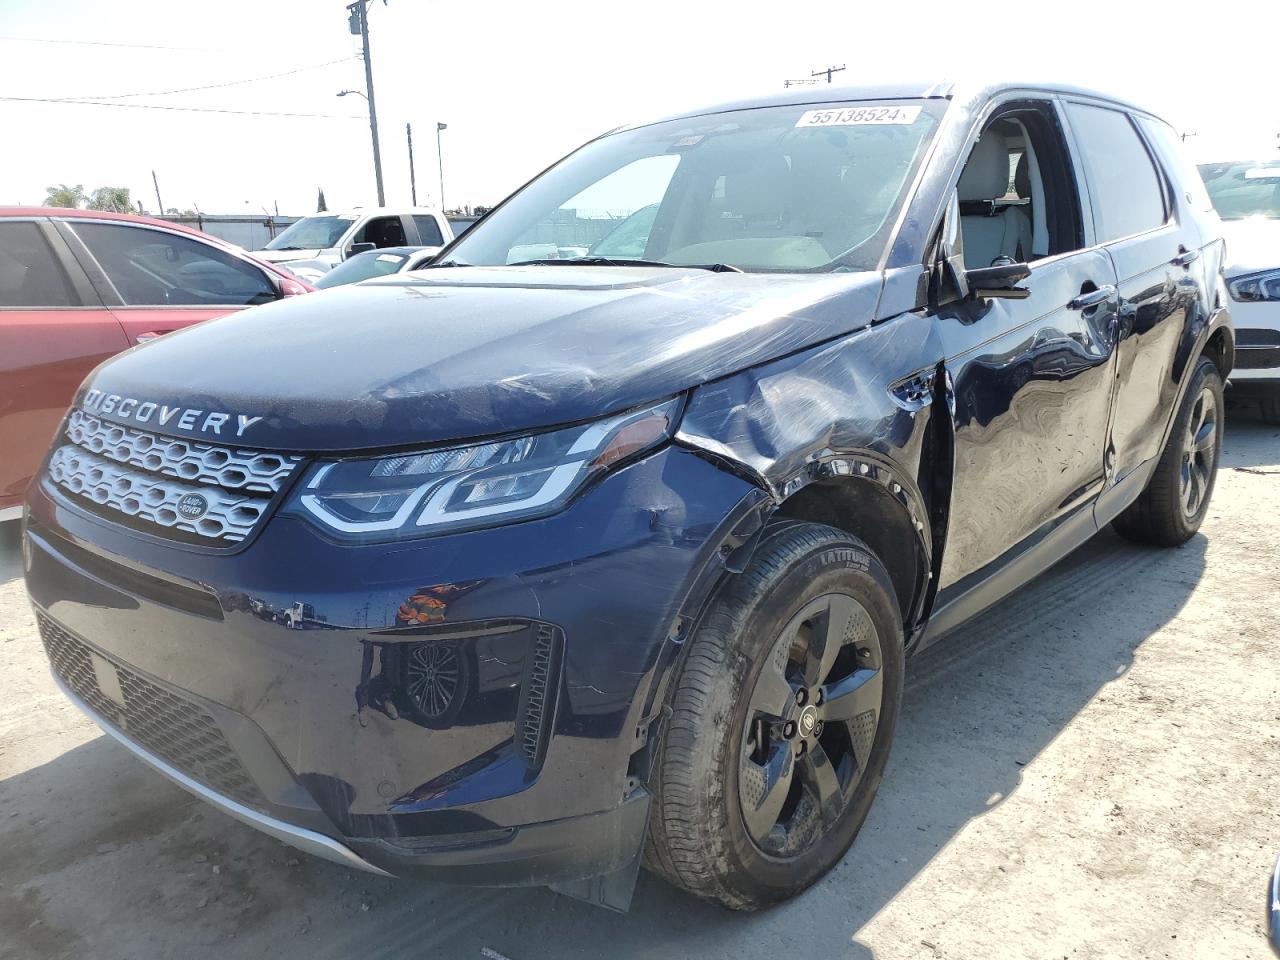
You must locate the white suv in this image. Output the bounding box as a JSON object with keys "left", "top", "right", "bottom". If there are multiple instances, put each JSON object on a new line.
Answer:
{"left": 255, "top": 207, "right": 454, "bottom": 283}
{"left": 1200, "top": 160, "right": 1280, "bottom": 422}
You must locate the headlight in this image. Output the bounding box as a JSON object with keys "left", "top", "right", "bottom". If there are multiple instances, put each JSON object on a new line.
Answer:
{"left": 1228, "top": 269, "right": 1280, "bottom": 302}
{"left": 284, "top": 398, "right": 681, "bottom": 540}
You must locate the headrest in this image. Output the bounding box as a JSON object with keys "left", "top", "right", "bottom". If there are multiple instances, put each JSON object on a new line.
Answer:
{"left": 1014, "top": 152, "right": 1031, "bottom": 199}
{"left": 958, "top": 131, "right": 1010, "bottom": 202}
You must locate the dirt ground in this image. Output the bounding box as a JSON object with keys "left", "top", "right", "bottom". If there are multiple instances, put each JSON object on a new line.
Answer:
{"left": 1, "top": 401, "right": 1277, "bottom": 960}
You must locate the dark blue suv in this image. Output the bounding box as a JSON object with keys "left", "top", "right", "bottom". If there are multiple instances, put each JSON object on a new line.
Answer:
{"left": 23, "top": 81, "right": 1233, "bottom": 911}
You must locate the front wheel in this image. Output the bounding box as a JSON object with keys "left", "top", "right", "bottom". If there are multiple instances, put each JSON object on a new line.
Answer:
{"left": 644, "top": 521, "right": 904, "bottom": 910}
{"left": 1113, "top": 355, "right": 1223, "bottom": 547}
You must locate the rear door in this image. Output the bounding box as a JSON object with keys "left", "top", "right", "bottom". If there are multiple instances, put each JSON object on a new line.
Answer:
{"left": 0, "top": 218, "right": 127, "bottom": 512}
{"left": 54, "top": 219, "right": 280, "bottom": 345}
{"left": 411, "top": 214, "right": 446, "bottom": 247}
{"left": 1061, "top": 101, "right": 1197, "bottom": 491}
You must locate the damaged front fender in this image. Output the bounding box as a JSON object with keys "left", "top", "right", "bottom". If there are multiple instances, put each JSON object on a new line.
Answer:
{"left": 674, "top": 309, "right": 950, "bottom": 640}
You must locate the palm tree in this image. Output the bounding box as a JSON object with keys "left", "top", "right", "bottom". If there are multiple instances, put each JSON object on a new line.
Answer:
{"left": 44, "top": 183, "right": 86, "bottom": 208}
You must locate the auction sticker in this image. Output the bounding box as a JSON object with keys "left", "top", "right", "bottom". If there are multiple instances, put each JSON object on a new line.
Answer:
{"left": 795, "top": 105, "right": 921, "bottom": 128}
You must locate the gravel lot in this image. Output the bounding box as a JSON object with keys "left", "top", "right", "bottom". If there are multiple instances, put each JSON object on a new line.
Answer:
{"left": 1, "top": 401, "right": 1277, "bottom": 960}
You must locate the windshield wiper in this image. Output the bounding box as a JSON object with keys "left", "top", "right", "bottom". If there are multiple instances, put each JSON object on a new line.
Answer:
{"left": 423, "top": 258, "right": 473, "bottom": 268}
{"left": 271, "top": 246, "right": 311, "bottom": 251}
{"left": 506, "top": 256, "right": 742, "bottom": 273}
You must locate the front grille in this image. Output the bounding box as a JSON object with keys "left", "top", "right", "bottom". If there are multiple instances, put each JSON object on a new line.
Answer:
{"left": 1235, "top": 346, "right": 1280, "bottom": 370}
{"left": 1237, "top": 329, "right": 1280, "bottom": 347}
{"left": 46, "top": 409, "right": 302, "bottom": 544}
{"left": 39, "top": 613, "right": 266, "bottom": 809}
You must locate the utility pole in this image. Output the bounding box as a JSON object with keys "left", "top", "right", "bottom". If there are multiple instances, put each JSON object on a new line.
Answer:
{"left": 348, "top": 0, "right": 385, "bottom": 206}
{"left": 1180, "top": 130, "right": 1197, "bottom": 143}
{"left": 783, "top": 78, "right": 818, "bottom": 88}
{"left": 151, "top": 170, "right": 164, "bottom": 215}
{"left": 436, "top": 122, "right": 448, "bottom": 212}
{"left": 406, "top": 122, "right": 417, "bottom": 206}
{"left": 811, "top": 64, "right": 846, "bottom": 84}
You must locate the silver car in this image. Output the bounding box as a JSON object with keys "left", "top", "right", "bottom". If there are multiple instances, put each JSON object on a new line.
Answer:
{"left": 1200, "top": 160, "right": 1280, "bottom": 422}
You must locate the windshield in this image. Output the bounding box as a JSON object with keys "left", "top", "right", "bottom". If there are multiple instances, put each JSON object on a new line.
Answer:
{"left": 1199, "top": 161, "right": 1280, "bottom": 219}
{"left": 313, "top": 250, "right": 410, "bottom": 289}
{"left": 445, "top": 100, "right": 944, "bottom": 273}
{"left": 265, "top": 215, "right": 357, "bottom": 250}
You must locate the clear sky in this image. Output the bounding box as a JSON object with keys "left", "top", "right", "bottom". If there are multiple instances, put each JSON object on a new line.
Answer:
{"left": 1, "top": 0, "right": 1277, "bottom": 216}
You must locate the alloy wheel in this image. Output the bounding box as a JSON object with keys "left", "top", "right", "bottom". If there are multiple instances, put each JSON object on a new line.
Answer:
{"left": 406, "top": 641, "right": 462, "bottom": 719}
{"left": 1180, "top": 386, "right": 1217, "bottom": 518}
{"left": 739, "top": 592, "right": 884, "bottom": 858}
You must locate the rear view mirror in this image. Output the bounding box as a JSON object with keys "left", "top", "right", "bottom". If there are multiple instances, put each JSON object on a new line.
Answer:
{"left": 346, "top": 242, "right": 376, "bottom": 258}
{"left": 966, "top": 262, "right": 1031, "bottom": 300}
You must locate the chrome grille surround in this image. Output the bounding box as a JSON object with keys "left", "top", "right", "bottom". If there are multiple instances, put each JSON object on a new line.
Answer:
{"left": 47, "top": 409, "right": 302, "bottom": 544}
{"left": 65, "top": 410, "right": 295, "bottom": 492}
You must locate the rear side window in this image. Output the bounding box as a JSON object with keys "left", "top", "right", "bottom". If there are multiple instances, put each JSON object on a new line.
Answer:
{"left": 0, "top": 221, "right": 79, "bottom": 308}
{"left": 1136, "top": 116, "right": 1215, "bottom": 216}
{"left": 1065, "top": 103, "right": 1166, "bottom": 242}
{"left": 412, "top": 215, "right": 444, "bottom": 245}
{"left": 73, "top": 222, "right": 276, "bottom": 307}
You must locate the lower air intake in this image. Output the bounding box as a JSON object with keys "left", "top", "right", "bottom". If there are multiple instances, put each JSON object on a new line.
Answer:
{"left": 38, "top": 613, "right": 267, "bottom": 810}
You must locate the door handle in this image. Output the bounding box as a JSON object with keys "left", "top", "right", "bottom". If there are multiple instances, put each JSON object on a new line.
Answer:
{"left": 135, "top": 331, "right": 169, "bottom": 343}
{"left": 1068, "top": 285, "right": 1115, "bottom": 310}
{"left": 1171, "top": 247, "right": 1200, "bottom": 268}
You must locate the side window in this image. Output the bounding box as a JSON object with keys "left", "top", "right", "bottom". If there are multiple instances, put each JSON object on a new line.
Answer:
{"left": 1064, "top": 103, "right": 1167, "bottom": 242}
{"left": 412, "top": 215, "right": 444, "bottom": 246}
{"left": 0, "top": 222, "right": 79, "bottom": 308}
{"left": 954, "top": 104, "right": 1085, "bottom": 267}
{"left": 73, "top": 223, "right": 276, "bottom": 307}
{"left": 1135, "top": 116, "right": 1215, "bottom": 217}
{"left": 355, "top": 216, "right": 408, "bottom": 248}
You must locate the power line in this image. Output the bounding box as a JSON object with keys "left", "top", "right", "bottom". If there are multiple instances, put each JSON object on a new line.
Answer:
{"left": 0, "top": 95, "right": 363, "bottom": 120}
{"left": 56, "top": 55, "right": 359, "bottom": 102}
{"left": 0, "top": 34, "right": 217, "bottom": 52}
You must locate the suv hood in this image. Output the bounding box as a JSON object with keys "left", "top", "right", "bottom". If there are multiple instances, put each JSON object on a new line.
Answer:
{"left": 256, "top": 248, "right": 324, "bottom": 264}
{"left": 79, "top": 266, "right": 883, "bottom": 452}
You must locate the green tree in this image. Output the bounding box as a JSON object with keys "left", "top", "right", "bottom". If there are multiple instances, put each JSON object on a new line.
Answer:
{"left": 87, "top": 187, "right": 134, "bottom": 213}
{"left": 44, "top": 183, "right": 86, "bottom": 208}
{"left": 317, "top": 188, "right": 328, "bottom": 212}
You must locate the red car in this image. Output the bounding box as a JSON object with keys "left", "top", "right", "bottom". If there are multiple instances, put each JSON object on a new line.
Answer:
{"left": 0, "top": 208, "right": 311, "bottom": 521}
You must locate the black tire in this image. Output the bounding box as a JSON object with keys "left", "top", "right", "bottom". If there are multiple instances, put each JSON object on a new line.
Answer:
{"left": 1113, "top": 356, "right": 1223, "bottom": 547}
{"left": 1260, "top": 394, "right": 1280, "bottom": 426}
{"left": 644, "top": 521, "right": 905, "bottom": 910}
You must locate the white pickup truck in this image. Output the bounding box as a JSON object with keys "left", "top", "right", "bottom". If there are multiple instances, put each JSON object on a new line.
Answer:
{"left": 254, "top": 206, "right": 454, "bottom": 282}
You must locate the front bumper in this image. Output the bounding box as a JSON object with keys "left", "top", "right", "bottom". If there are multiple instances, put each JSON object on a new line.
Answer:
{"left": 24, "top": 443, "right": 763, "bottom": 883}
{"left": 1226, "top": 298, "right": 1280, "bottom": 382}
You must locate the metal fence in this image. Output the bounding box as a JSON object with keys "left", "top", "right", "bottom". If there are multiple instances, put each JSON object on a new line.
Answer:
{"left": 158, "top": 215, "right": 298, "bottom": 250}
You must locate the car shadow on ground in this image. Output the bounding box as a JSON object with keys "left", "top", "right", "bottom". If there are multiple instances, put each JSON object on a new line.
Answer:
{"left": 0, "top": 513, "right": 1210, "bottom": 959}
{"left": 1224, "top": 392, "right": 1280, "bottom": 468}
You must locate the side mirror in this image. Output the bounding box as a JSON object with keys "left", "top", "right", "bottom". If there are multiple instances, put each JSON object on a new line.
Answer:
{"left": 346, "top": 242, "right": 376, "bottom": 258}
{"left": 966, "top": 262, "right": 1032, "bottom": 300}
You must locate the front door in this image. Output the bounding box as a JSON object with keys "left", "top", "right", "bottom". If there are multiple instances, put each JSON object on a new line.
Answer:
{"left": 56, "top": 219, "right": 278, "bottom": 345}
{"left": 931, "top": 101, "right": 1120, "bottom": 619}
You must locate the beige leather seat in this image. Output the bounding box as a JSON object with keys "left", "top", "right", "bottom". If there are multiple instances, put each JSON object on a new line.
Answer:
{"left": 958, "top": 131, "right": 1032, "bottom": 266}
